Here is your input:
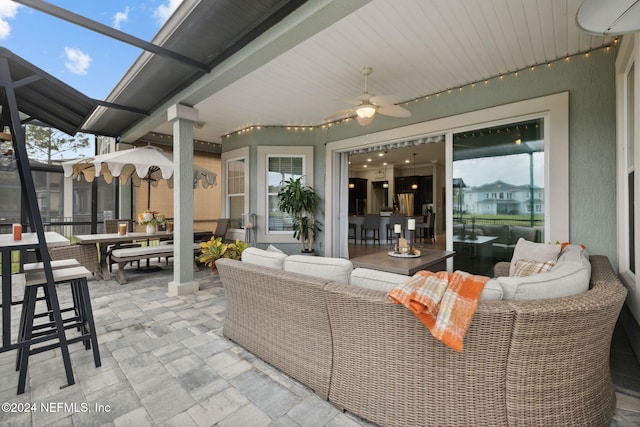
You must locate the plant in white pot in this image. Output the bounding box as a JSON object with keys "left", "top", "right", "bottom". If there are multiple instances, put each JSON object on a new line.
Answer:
{"left": 277, "top": 176, "right": 322, "bottom": 253}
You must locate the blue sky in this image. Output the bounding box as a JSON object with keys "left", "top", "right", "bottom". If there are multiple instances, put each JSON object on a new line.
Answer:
{"left": 0, "top": 0, "right": 182, "bottom": 100}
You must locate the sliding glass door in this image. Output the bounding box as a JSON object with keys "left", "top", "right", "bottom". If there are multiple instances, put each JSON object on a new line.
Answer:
{"left": 452, "top": 118, "right": 545, "bottom": 275}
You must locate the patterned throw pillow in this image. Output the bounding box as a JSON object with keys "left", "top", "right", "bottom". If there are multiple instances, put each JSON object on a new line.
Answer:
{"left": 266, "top": 244, "right": 284, "bottom": 253}
{"left": 512, "top": 259, "right": 556, "bottom": 277}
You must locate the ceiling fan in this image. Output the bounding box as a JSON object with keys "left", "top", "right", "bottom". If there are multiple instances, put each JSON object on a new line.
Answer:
{"left": 325, "top": 66, "right": 411, "bottom": 125}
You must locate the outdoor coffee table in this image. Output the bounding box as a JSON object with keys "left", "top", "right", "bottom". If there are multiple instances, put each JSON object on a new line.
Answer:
{"left": 350, "top": 248, "right": 455, "bottom": 276}
{"left": 452, "top": 235, "right": 497, "bottom": 256}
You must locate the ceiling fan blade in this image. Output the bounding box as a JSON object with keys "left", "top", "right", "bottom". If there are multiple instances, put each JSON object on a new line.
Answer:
{"left": 370, "top": 94, "right": 401, "bottom": 106}
{"left": 377, "top": 104, "right": 411, "bottom": 118}
{"left": 324, "top": 108, "right": 355, "bottom": 121}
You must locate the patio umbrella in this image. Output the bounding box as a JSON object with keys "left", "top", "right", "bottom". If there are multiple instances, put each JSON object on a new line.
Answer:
{"left": 61, "top": 145, "right": 217, "bottom": 208}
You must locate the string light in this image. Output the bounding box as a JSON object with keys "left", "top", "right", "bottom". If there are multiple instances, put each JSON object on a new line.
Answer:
{"left": 220, "top": 42, "right": 617, "bottom": 139}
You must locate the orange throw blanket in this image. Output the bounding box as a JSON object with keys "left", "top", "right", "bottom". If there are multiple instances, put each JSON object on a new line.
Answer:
{"left": 388, "top": 270, "right": 489, "bottom": 352}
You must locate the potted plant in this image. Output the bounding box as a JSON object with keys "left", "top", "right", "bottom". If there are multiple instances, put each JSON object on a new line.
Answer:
{"left": 198, "top": 237, "right": 248, "bottom": 272}
{"left": 277, "top": 176, "right": 322, "bottom": 253}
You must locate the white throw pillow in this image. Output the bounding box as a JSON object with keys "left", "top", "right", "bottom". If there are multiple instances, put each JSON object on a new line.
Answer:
{"left": 284, "top": 255, "right": 354, "bottom": 283}
{"left": 497, "top": 261, "right": 590, "bottom": 300}
{"left": 509, "top": 238, "right": 561, "bottom": 276}
{"left": 241, "top": 247, "right": 287, "bottom": 270}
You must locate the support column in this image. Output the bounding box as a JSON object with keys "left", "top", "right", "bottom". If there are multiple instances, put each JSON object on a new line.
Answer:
{"left": 167, "top": 104, "right": 199, "bottom": 296}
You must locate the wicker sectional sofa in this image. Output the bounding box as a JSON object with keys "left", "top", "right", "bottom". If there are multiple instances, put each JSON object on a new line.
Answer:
{"left": 215, "top": 254, "right": 627, "bottom": 427}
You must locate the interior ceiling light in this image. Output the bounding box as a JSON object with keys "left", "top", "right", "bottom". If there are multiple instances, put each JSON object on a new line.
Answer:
{"left": 411, "top": 153, "right": 418, "bottom": 190}
{"left": 383, "top": 151, "right": 389, "bottom": 188}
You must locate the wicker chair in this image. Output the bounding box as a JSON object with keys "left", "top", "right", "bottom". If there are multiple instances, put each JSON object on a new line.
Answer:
{"left": 49, "top": 244, "right": 100, "bottom": 277}
{"left": 213, "top": 218, "right": 230, "bottom": 241}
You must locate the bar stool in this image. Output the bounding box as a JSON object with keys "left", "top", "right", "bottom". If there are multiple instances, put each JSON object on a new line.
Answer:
{"left": 386, "top": 213, "right": 406, "bottom": 241}
{"left": 16, "top": 266, "right": 101, "bottom": 394}
{"left": 360, "top": 214, "right": 381, "bottom": 246}
{"left": 348, "top": 223, "right": 357, "bottom": 245}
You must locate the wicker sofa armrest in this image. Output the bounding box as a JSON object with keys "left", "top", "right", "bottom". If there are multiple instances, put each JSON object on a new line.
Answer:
{"left": 493, "top": 261, "right": 510, "bottom": 277}
{"left": 502, "top": 255, "right": 627, "bottom": 426}
{"left": 215, "top": 258, "right": 334, "bottom": 399}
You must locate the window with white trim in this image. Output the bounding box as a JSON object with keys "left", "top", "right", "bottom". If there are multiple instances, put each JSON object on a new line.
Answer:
{"left": 257, "top": 145, "right": 313, "bottom": 244}
{"left": 226, "top": 157, "right": 245, "bottom": 229}
{"left": 221, "top": 147, "right": 249, "bottom": 232}
{"left": 267, "top": 155, "right": 304, "bottom": 233}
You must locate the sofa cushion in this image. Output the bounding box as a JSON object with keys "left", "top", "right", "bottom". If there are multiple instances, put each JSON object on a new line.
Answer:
{"left": 512, "top": 259, "right": 556, "bottom": 277}
{"left": 241, "top": 247, "right": 287, "bottom": 270}
{"left": 350, "top": 268, "right": 503, "bottom": 300}
{"left": 480, "top": 224, "right": 510, "bottom": 244}
{"left": 497, "top": 261, "right": 590, "bottom": 300}
{"left": 509, "top": 238, "right": 561, "bottom": 276}
{"left": 481, "top": 278, "right": 504, "bottom": 300}
{"left": 350, "top": 268, "right": 407, "bottom": 292}
{"left": 509, "top": 226, "right": 536, "bottom": 244}
{"left": 284, "top": 255, "right": 353, "bottom": 283}
{"left": 558, "top": 244, "right": 590, "bottom": 267}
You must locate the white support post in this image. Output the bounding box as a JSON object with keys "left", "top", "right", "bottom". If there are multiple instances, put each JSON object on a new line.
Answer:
{"left": 167, "top": 104, "right": 199, "bottom": 296}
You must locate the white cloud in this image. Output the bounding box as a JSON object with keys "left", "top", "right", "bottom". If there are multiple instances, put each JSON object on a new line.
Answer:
{"left": 154, "top": 0, "right": 183, "bottom": 26}
{"left": 64, "top": 47, "right": 91, "bottom": 75}
{"left": 113, "top": 6, "right": 129, "bottom": 30}
{"left": 0, "top": 0, "right": 20, "bottom": 40}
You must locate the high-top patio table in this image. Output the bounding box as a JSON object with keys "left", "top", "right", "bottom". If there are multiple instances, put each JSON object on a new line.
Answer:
{"left": 0, "top": 232, "right": 72, "bottom": 389}
{"left": 350, "top": 248, "right": 455, "bottom": 276}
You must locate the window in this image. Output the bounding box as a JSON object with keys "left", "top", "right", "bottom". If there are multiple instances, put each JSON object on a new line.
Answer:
{"left": 227, "top": 158, "right": 245, "bottom": 229}
{"left": 221, "top": 147, "right": 249, "bottom": 231}
{"left": 267, "top": 156, "right": 303, "bottom": 233}
{"left": 257, "top": 146, "right": 313, "bottom": 244}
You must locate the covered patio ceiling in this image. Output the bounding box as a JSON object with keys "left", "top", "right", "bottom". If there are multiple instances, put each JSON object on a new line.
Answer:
{"left": 18, "top": 0, "right": 617, "bottom": 150}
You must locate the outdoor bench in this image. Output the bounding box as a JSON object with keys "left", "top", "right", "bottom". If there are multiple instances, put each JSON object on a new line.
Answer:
{"left": 109, "top": 243, "right": 201, "bottom": 285}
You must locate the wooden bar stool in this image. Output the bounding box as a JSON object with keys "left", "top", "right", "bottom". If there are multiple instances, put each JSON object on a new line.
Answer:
{"left": 16, "top": 266, "right": 101, "bottom": 394}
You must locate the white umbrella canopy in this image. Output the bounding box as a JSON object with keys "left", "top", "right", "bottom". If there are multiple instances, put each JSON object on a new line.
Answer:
{"left": 61, "top": 145, "right": 217, "bottom": 189}
{"left": 61, "top": 145, "right": 217, "bottom": 209}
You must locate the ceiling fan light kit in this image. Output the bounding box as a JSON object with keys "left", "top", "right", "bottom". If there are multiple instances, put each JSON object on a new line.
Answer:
{"left": 355, "top": 104, "right": 376, "bottom": 118}
{"left": 325, "top": 66, "right": 411, "bottom": 125}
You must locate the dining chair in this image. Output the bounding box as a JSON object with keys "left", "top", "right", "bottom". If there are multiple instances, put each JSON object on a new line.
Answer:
{"left": 360, "top": 214, "right": 380, "bottom": 246}
{"left": 423, "top": 212, "right": 436, "bottom": 243}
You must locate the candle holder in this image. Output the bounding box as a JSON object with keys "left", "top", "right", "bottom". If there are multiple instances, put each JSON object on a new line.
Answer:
{"left": 395, "top": 232, "right": 401, "bottom": 253}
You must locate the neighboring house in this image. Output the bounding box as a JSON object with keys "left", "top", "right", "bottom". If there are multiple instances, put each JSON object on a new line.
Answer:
{"left": 462, "top": 180, "right": 544, "bottom": 216}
